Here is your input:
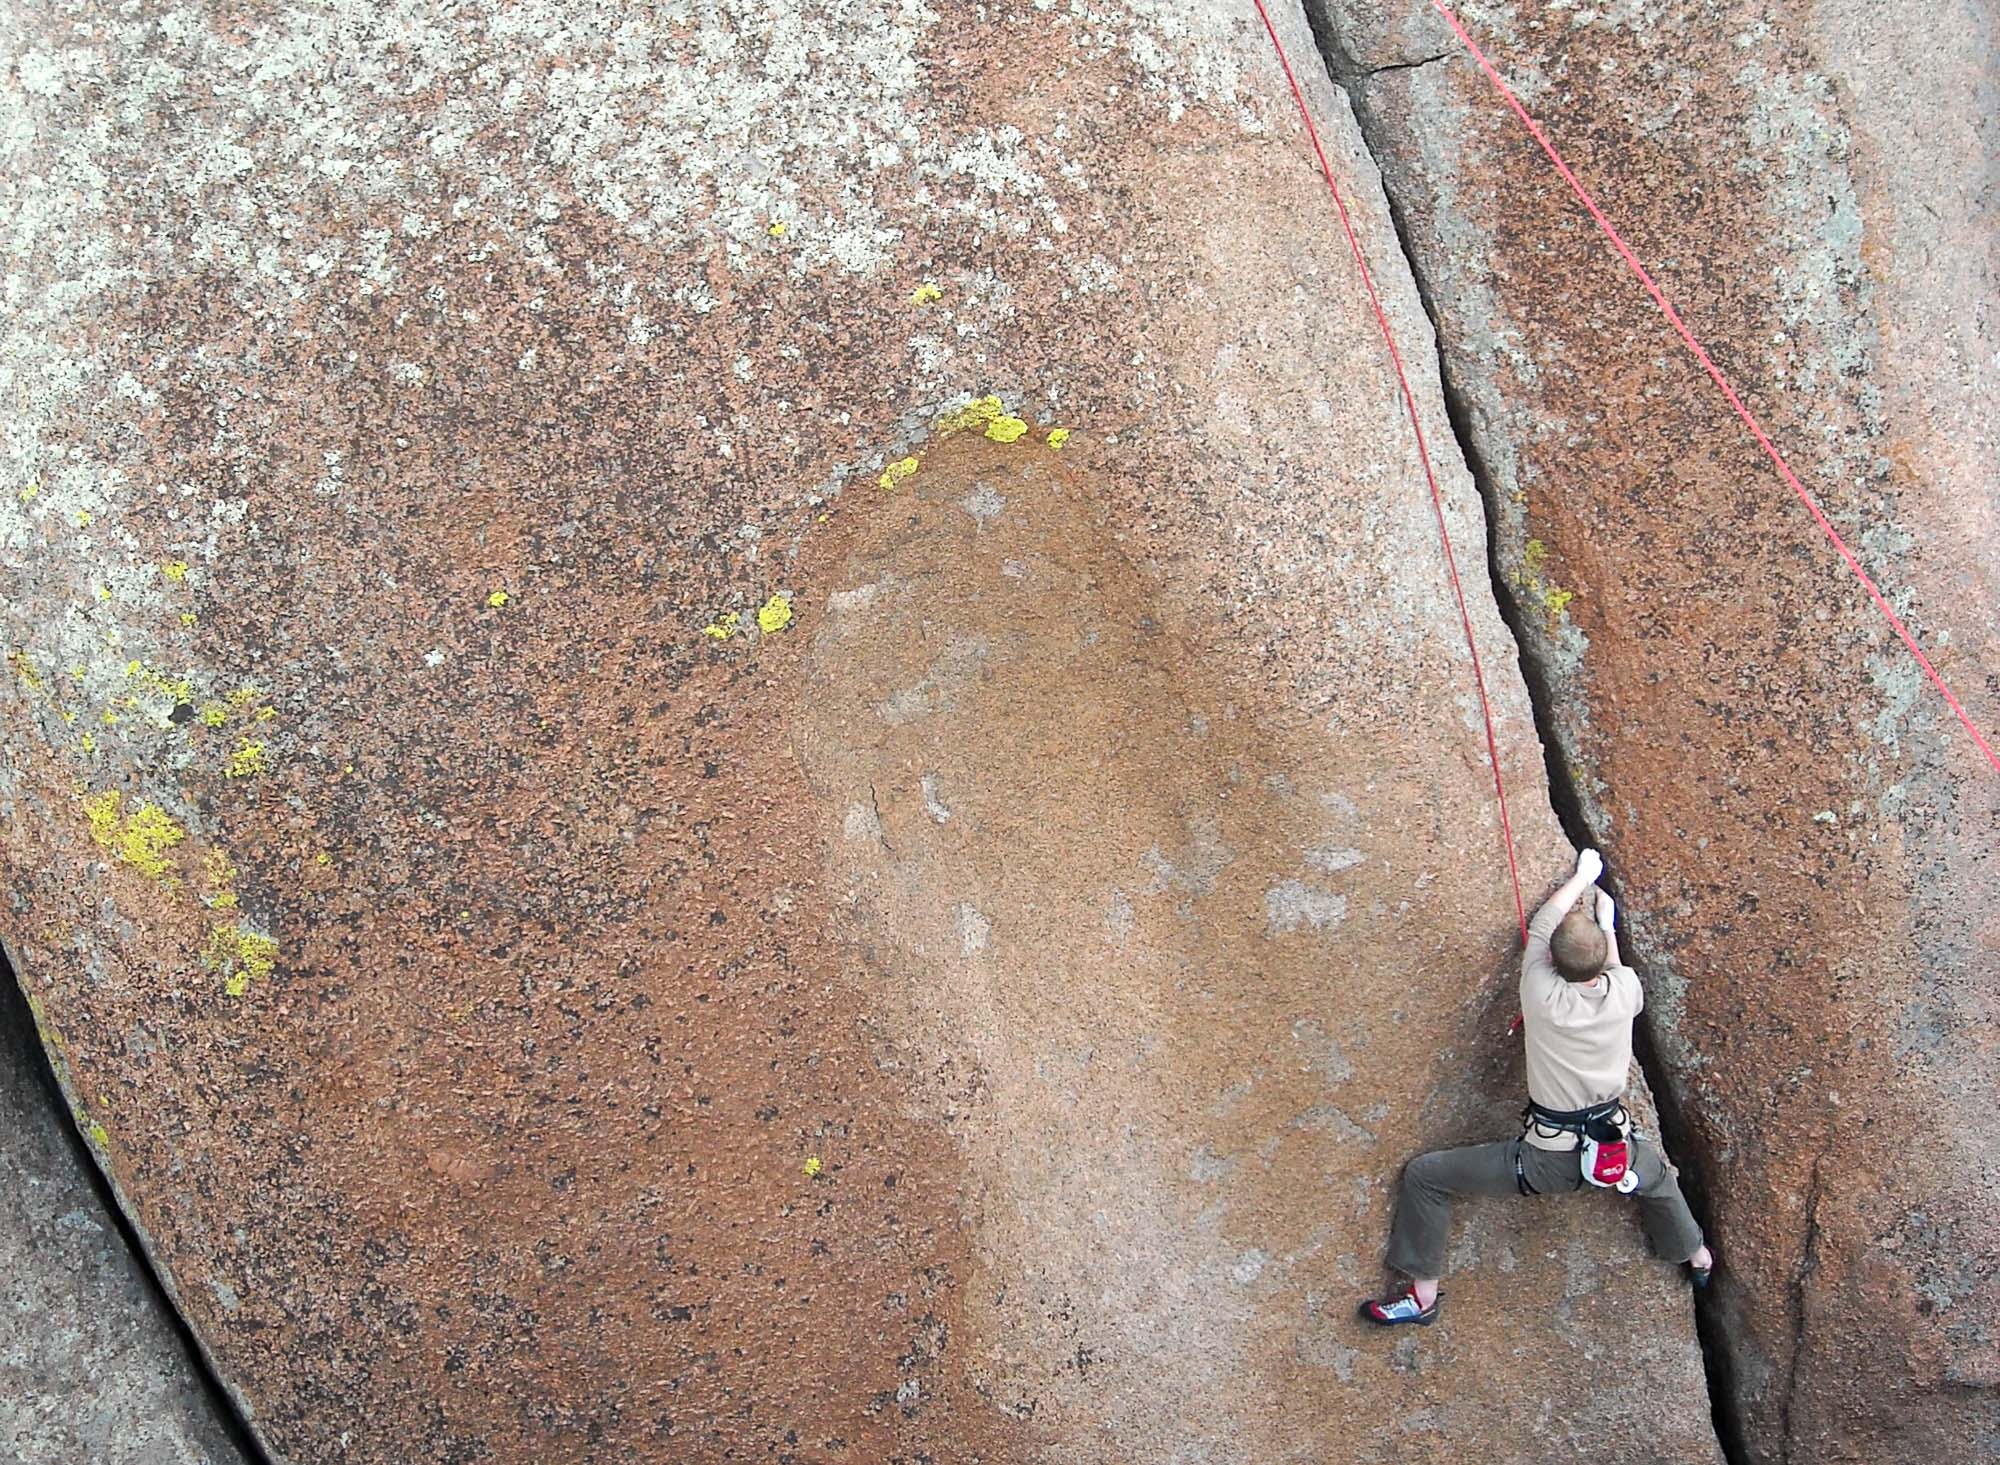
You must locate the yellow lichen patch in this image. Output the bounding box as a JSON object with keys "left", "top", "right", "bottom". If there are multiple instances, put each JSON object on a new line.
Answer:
{"left": 803, "top": 1155, "right": 823, "bottom": 1179}
{"left": 8, "top": 651, "right": 43, "bottom": 691}
{"left": 116, "top": 804, "right": 185, "bottom": 879}
{"left": 18, "top": 482, "right": 37, "bottom": 501}
{"left": 180, "top": 612, "right": 197, "bottom": 627}
{"left": 487, "top": 589, "right": 509, "bottom": 608}
{"left": 878, "top": 455, "right": 920, "bottom": 492}
{"left": 205, "top": 848, "right": 237, "bottom": 889}
{"left": 768, "top": 220, "right": 788, "bottom": 238}
{"left": 59, "top": 709, "right": 75, "bottom": 725}
{"left": 121, "top": 657, "right": 195, "bottom": 705}
{"left": 76, "top": 510, "right": 91, "bottom": 527}
{"left": 254, "top": 704, "right": 276, "bottom": 722}
{"left": 83, "top": 792, "right": 188, "bottom": 881}
{"left": 82, "top": 790, "right": 122, "bottom": 845}
{"left": 79, "top": 732, "right": 96, "bottom": 753}
{"left": 1516, "top": 537, "right": 1577, "bottom": 624}
{"left": 1046, "top": 427, "right": 1072, "bottom": 451}
{"left": 985, "top": 415, "right": 1029, "bottom": 444}
{"left": 702, "top": 612, "right": 741, "bottom": 642}
{"left": 757, "top": 594, "right": 794, "bottom": 635}
{"left": 226, "top": 686, "right": 260, "bottom": 710}
{"left": 26, "top": 989, "right": 68, "bottom": 1054}
{"left": 86, "top": 1120, "right": 111, "bottom": 1149}
{"left": 95, "top": 586, "right": 110, "bottom": 601}
{"left": 204, "top": 922, "right": 278, "bottom": 998}
{"left": 938, "top": 395, "right": 1005, "bottom": 435}
{"left": 909, "top": 281, "right": 943, "bottom": 305}
{"left": 101, "top": 709, "right": 117, "bottom": 725}
{"left": 313, "top": 851, "right": 332, "bottom": 868}
{"left": 162, "top": 561, "right": 189, "bottom": 582}
{"left": 195, "top": 702, "right": 227, "bottom": 727}
{"left": 224, "top": 739, "right": 270, "bottom": 779}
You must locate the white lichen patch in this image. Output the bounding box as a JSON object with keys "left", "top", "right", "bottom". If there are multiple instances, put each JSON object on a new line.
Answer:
{"left": 1264, "top": 879, "right": 1347, "bottom": 936}
{"left": 960, "top": 482, "right": 1007, "bottom": 525}
{"left": 1228, "top": 1249, "right": 1267, "bottom": 1286}
{"left": 843, "top": 799, "right": 884, "bottom": 843}
{"left": 1302, "top": 844, "right": 1363, "bottom": 873}
{"left": 954, "top": 900, "right": 991, "bottom": 956}
{"left": 920, "top": 772, "right": 952, "bottom": 824}
{"left": 1103, "top": 886, "right": 1135, "bottom": 942}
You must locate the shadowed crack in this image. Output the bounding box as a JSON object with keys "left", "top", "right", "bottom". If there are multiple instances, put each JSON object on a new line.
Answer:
{"left": 1778, "top": 1153, "right": 1827, "bottom": 1464}
{"left": 1361, "top": 51, "right": 1450, "bottom": 76}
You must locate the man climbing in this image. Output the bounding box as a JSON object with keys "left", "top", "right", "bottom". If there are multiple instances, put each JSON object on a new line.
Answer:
{"left": 1359, "top": 847, "right": 1714, "bottom": 1326}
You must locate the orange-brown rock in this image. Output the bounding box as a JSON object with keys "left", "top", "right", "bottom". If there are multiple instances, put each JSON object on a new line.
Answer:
{"left": 1311, "top": 1, "right": 2000, "bottom": 1459}
{"left": 0, "top": 4, "right": 1720, "bottom": 1461}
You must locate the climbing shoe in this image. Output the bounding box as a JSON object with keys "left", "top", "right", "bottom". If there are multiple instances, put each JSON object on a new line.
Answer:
{"left": 1359, "top": 1288, "right": 1439, "bottom": 1327}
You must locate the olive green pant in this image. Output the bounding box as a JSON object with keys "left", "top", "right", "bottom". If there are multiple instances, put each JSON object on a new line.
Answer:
{"left": 1384, "top": 1136, "right": 1705, "bottom": 1280}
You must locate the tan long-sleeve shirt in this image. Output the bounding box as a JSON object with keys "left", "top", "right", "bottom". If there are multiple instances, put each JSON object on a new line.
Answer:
{"left": 1519, "top": 893, "right": 1642, "bottom": 1151}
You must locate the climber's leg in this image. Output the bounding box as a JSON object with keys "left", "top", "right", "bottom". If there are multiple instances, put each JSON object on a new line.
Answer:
{"left": 1360, "top": 1139, "right": 1525, "bottom": 1322}
{"left": 1628, "top": 1137, "right": 1707, "bottom": 1268}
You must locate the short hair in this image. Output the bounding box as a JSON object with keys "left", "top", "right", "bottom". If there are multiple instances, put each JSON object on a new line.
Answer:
{"left": 1551, "top": 908, "right": 1608, "bottom": 982}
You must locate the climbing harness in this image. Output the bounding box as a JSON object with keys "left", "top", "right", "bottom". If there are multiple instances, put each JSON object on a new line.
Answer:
{"left": 1521, "top": 1098, "right": 1640, "bottom": 1193}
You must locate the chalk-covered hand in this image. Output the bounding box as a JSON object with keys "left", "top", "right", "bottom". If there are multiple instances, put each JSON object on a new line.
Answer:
{"left": 1595, "top": 888, "right": 1616, "bottom": 931}
{"left": 1575, "top": 848, "right": 1604, "bottom": 883}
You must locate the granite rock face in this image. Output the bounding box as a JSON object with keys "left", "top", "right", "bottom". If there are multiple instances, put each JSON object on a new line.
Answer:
{"left": 1, "top": 3, "right": 1718, "bottom": 1461}
{"left": 1, "top": 968, "right": 251, "bottom": 1465}
{"left": 1309, "top": 2, "right": 2000, "bottom": 1460}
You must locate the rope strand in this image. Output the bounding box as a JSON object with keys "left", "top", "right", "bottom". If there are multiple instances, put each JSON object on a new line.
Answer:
{"left": 1250, "top": 0, "right": 1529, "bottom": 942}
{"left": 1429, "top": 0, "right": 2000, "bottom": 777}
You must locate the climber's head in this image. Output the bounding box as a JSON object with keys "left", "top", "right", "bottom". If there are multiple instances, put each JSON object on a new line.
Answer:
{"left": 1551, "top": 905, "right": 1609, "bottom": 982}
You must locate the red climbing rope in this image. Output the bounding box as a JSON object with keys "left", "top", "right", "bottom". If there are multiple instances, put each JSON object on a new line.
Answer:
{"left": 1250, "top": 0, "right": 1530, "bottom": 943}
{"left": 1429, "top": 0, "right": 2000, "bottom": 778}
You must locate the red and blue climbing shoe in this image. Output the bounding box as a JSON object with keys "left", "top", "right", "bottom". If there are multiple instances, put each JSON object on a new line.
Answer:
{"left": 1359, "top": 1288, "right": 1440, "bottom": 1327}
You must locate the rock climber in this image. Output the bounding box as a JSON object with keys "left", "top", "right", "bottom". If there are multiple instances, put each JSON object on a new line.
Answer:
{"left": 1359, "top": 847, "right": 1714, "bottom": 1326}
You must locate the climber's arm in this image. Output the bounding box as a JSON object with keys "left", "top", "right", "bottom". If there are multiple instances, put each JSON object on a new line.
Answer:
{"left": 1595, "top": 886, "right": 1622, "bottom": 969}
{"left": 1529, "top": 848, "right": 1602, "bottom": 943}
{"left": 1522, "top": 848, "right": 1604, "bottom": 1001}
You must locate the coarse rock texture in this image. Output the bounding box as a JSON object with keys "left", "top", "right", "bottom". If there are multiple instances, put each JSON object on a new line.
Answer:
{"left": 1, "top": 3, "right": 1718, "bottom": 1462}
{"left": 1307, "top": 2, "right": 2000, "bottom": 1461}
{"left": 2, "top": 963, "right": 252, "bottom": 1465}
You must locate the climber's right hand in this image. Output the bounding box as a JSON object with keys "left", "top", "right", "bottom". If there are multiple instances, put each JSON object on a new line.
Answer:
{"left": 1575, "top": 847, "right": 1604, "bottom": 883}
